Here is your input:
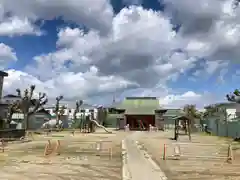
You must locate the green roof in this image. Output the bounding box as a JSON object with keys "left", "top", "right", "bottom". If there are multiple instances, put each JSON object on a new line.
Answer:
{"left": 163, "top": 109, "right": 184, "bottom": 117}
{"left": 116, "top": 97, "right": 160, "bottom": 115}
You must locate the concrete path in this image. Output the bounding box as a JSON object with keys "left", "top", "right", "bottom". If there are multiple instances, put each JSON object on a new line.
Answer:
{"left": 123, "top": 132, "right": 167, "bottom": 180}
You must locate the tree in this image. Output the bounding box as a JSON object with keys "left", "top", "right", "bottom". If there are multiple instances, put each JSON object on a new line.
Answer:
{"left": 73, "top": 100, "right": 83, "bottom": 120}
{"left": 226, "top": 89, "right": 240, "bottom": 103}
{"left": 97, "top": 106, "right": 107, "bottom": 125}
{"left": 203, "top": 105, "right": 218, "bottom": 117}
{"left": 183, "top": 104, "right": 201, "bottom": 127}
{"left": 53, "top": 95, "right": 65, "bottom": 128}
{"left": 183, "top": 104, "right": 200, "bottom": 119}
{"left": 6, "top": 101, "right": 21, "bottom": 126}
{"left": 16, "top": 85, "right": 48, "bottom": 129}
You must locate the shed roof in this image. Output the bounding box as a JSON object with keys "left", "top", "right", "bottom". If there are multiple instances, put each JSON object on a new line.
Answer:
{"left": 206, "top": 102, "right": 240, "bottom": 109}
{"left": 163, "top": 109, "right": 184, "bottom": 117}
{"left": 172, "top": 115, "right": 191, "bottom": 121}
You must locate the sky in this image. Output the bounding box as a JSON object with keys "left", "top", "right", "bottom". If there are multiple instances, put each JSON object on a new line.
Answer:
{"left": 0, "top": 0, "right": 239, "bottom": 108}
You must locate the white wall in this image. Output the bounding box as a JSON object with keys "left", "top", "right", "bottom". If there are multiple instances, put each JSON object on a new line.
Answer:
{"left": 226, "top": 108, "right": 237, "bottom": 121}
{"left": 45, "top": 107, "right": 98, "bottom": 120}
{"left": 68, "top": 108, "right": 98, "bottom": 119}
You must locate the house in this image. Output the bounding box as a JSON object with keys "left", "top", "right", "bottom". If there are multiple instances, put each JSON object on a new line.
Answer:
{"left": 0, "top": 71, "right": 8, "bottom": 128}
{"left": 203, "top": 102, "right": 240, "bottom": 138}
{"left": 68, "top": 104, "right": 97, "bottom": 119}
{"left": 46, "top": 103, "right": 97, "bottom": 119}
{"left": 111, "top": 97, "right": 167, "bottom": 130}
{"left": 205, "top": 102, "right": 240, "bottom": 122}
{"left": 10, "top": 113, "right": 24, "bottom": 129}
{"left": 22, "top": 108, "right": 51, "bottom": 130}
{"left": 2, "top": 94, "right": 21, "bottom": 104}
{"left": 45, "top": 103, "right": 97, "bottom": 128}
{"left": 0, "top": 71, "right": 8, "bottom": 99}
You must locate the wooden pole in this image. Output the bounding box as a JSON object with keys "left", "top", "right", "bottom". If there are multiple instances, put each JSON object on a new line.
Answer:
{"left": 109, "top": 147, "right": 112, "bottom": 160}
{"left": 163, "top": 144, "right": 166, "bottom": 160}
{"left": 227, "top": 144, "right": 233, "bottom": 163}
{"left": 187, "top": 120, "right": 191, "bottom": 141}
{"left": 1, "top": 139, "right": 5, "bottom": 152}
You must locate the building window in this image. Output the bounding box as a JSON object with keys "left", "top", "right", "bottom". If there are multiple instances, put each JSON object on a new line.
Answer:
{"left": 236, "top": 112, "right": 240, "bottom": 117}
{"left": 4, "top": 111, "right": 8, "bottom": 118}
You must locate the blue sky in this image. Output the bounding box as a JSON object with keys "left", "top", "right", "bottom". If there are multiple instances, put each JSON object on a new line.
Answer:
{"left": 0, "top": 0, "right": 239, "bottom": 108}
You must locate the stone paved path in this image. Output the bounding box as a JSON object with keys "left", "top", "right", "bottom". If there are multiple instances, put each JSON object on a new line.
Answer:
{"left": 123, "top": 132, "right": 167, "bottom": 180}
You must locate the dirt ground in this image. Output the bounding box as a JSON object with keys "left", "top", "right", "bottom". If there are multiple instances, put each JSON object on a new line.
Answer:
{"left": 138, "top": 130, "right": 240, "bottom": 180}
{"left": 0, "top": 129, "right": 129, "bottom": 180}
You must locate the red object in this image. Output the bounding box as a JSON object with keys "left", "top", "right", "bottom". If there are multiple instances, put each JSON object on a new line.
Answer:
{"left": 163, "top": 144, "right": 166, "bottom": 160}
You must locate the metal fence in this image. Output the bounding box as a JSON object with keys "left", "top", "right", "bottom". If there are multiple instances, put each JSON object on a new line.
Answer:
{"left": 163, "top": 117, "right": 240, "bottom": 139}
{"left": 204, "top": 118, "right": 240, "bottom": 138}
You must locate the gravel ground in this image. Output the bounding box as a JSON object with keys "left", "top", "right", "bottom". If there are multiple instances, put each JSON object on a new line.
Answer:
{"left": 137, "top": 130, "right": 240, "bottom": 180}
{"left": 0, "top": 129, "right": 128, "bottom": 180}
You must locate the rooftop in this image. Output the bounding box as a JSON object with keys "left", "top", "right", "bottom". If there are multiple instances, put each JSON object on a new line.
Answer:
{"left": 3, "top": 94, "right": 21, "bottom": 98}
{"left": 114, "top": 97, "right": 161, "bottom": 115}
{"left": 163, "top": 109, "right": 185, "bottom": 117}
{"left": 0, "top": 71, "right": 8, "bottom": 77}
{"left": 205, "top": 102, "right": 240, "bottom": 109}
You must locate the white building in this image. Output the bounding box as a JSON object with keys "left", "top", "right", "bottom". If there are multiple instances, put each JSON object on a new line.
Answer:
{"left": 211, "top": 103, "right": 240, "bottom": 121}
{"left": 45, "top": 103, "right": 98, "bottom": 120}
{"left": 2, "top": 94, "right": 21, "bottom": 104}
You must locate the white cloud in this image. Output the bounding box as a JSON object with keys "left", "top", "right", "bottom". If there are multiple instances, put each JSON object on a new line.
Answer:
{"left": 159, "top": 91, "right": 222, "bottom": 109}
{"left": 0, "top": 3, "right": 42, "bottom": 36}
{"left": 0, "top": 1, "right": 235, "bottom": 107}
{"left": 27, "top": 6, "right": 193, "bottom": 89}
{"left": 0, "top": 0, "right": 114, "bottom": 34}
{"left": 3, "top": 68, "right": 138, "bottom": 101}
{"left": 163, "top": 0, "right": 240, "bottom": 63}
{"left": 0, "top": 17, "right": 42, "bottom": 36}
{"left": 0, "top": 43, "right": 17, "bottom": 68}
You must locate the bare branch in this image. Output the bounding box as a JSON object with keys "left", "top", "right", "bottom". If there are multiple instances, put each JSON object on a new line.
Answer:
{"left": 29, "top": 85, "right": 35, "bottom": 99}
{"left": 40, "top": 98, "right": 48, "bottom": 106}
{"left": 54, "top": 95, "right": 63, "bottom": 113}
{"left": 73, "top": 100, "right": 83, "bottom": 119}
{"left": 15, "top": 84, "right": 48, "bottom": 129}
